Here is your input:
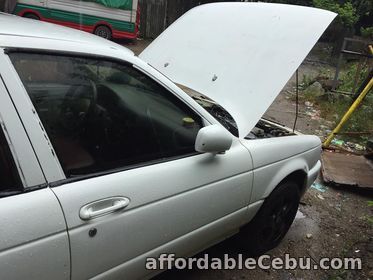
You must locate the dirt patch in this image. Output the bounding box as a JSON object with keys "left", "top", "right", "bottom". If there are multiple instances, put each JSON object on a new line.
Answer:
{"left": 263, "top": 59, "right": 335, "bottom": 137}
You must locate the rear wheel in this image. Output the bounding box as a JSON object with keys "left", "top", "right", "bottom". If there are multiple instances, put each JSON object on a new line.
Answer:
{"left": 238, "top": 181, "right": 300, "bottom": 256}
{"left": 23, "top": 13, "right": 40, "bottom": 20}
{"left": 94, "top": 25, "right": 112, "bottom": 40}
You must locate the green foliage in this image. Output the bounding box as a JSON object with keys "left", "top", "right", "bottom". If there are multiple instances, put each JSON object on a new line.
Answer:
{"left": 364, "top": 216, "right": 373, "bottom": 225}
{"left": 312, "top": 0, "right": 359, "bottom": 27}
{"left": 264, "top": 0, "right": 313, "bottom": 6}
{"left": 338, "top": 2, "right": 359, "bottom": 27}
{"left": 301, "top": 74, "right": 314, "bottom": 88}
{"left": 354, "top": 0, "right": 373, "bottom": 20}
{"left": 317, "top": 96, "right": 373, "bottom": 143}
{"left": 338, "top": 62, "right": 369, "bottom": 92}
{"left": 299, "top": 61, "right": 372, "bottom": 144}
{"left": 360, "top": 26, "right": 373, "bottom": 39}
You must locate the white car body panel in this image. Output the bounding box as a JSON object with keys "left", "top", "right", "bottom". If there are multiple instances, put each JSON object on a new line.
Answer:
{"left": 92, "top": 202, "right": 264, "bottom": 280}
{"left": 0, "top": 13, "right": 134, "bottom": 55}
{"left": 242, "top": 137, "right": 321, "bottom": 202}
{"left": 0, "top": 189, "right": 70, "bottom": 280}
{"left": 0, "top": 4, "right": 327, "bottom": 279}
{"left": 52, "top": 138, "right": 253, "bottom": 279}
{"left": 0, "top": 75, "right": 45, "bottom": 186}
{"left": 241, "top": 135, "right": 321, "bottom": 169}
{"left": 140, "top": 3, "right": 336, "bottom": 137}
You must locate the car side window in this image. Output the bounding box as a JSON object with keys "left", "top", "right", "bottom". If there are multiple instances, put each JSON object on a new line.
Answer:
{"left": 10, "top": 53, "right": 203, "bottom": 178}
{"left": 0, "top": 126, "right": 22, "bottom": 196}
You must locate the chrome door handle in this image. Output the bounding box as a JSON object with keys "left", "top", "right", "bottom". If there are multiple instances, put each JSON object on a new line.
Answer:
{"left": 79, "top": 197, "right": 130, "bottom": 220}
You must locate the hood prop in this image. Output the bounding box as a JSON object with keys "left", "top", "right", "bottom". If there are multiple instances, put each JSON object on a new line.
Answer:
{"left": 293, "top": 69, "right": 299, "bottom": 133}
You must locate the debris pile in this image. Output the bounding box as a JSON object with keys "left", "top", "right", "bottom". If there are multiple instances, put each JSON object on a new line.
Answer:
{"left": 330, "top": 138, "right": 366, "bottom": 153}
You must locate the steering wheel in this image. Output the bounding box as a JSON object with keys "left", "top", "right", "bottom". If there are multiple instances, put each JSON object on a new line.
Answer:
{"left": 59, "top": 80, "right": 98, "bottom": 134}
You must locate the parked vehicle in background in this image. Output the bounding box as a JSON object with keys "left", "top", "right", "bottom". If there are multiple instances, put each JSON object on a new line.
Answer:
{"left": 13, "top": 0, "right": 139, "bottom": 39}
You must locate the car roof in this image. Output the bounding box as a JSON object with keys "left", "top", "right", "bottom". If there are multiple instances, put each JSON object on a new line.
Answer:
{"left": 0, "top": 13, "right": 134, "bottom": 57}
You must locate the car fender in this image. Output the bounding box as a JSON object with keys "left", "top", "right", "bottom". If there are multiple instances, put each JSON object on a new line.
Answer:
{"left": 241, "top": 136, "right": 321, "bottom": 203}
{"left": 251, "top": 156, "right": 309, "bottom": 203}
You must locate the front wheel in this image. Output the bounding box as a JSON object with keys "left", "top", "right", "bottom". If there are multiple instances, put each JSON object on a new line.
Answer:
{"left": 238, "top": 181, "right": 300, "bottom": 256}
{"left": 94, "top": 25, "right": 112, "bottom": 40}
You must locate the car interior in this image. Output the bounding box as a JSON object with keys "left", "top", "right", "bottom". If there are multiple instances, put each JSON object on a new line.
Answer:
{"left": 11, "top": 53, "right": 202, "bottom": 177}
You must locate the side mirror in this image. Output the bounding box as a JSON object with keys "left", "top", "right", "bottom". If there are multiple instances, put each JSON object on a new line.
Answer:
{"left": 195, "top": 124, "right": 232, "bottom": 154}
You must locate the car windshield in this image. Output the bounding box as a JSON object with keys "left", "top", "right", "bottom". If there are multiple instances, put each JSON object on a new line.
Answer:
{"left": 178, "top": 84, "right": 239, "bottom": 137}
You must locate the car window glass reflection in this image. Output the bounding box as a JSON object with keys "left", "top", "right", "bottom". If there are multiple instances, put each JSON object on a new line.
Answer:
{"left": 11, "top": 53, "right": 203, "bottom": 177}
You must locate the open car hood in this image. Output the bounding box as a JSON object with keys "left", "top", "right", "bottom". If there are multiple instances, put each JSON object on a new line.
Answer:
{"left": 140, "top": 3, "right": 336, "bottom": 138}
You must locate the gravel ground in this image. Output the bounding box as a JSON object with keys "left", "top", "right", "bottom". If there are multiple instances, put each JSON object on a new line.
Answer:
{"left": 121, "top": 39, "right": 373, "bottom": 280}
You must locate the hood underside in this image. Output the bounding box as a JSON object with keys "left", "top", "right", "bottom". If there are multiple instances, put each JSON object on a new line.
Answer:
{"left": 139, "top": 3, "right": 336, "bottom": 138}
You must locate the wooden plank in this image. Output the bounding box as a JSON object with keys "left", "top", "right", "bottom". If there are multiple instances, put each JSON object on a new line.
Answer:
{"left": 321, "top": 150, "right": 373, "bottom": 189}
{"left": 138, "top": 0, "right": 147, "bottom": 38}
{"left": 141, "top": 0, "right": 166, "bottom": 38}
{"left": 167, "top": 0, "right": 199, "bottom": 26}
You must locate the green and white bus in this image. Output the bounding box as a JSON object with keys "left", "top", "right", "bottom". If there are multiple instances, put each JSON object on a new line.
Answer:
{"left": 14, "top": 0, "right": 139, "bottom": 40}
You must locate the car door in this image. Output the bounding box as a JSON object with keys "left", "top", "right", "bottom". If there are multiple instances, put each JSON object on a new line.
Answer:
{"left": 0, "top": 70, "right": 70, "bottom": 280}
{"left": 6, "top": 51, "right": 254, "bottom": 279}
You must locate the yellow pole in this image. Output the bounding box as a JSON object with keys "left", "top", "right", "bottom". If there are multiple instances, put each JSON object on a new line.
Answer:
{"left": 323, "top": 77, "right": 373, "bottom": 147}
{"left": 323, "top": 44, "right": 373, "bottom": 147}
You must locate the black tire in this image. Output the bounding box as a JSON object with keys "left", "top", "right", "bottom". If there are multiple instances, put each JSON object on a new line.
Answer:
{"left": 94, "top": 25, "right": 112, "bottom": 40}
{"left": 23, "top": 13, "right": 40, "bottom": 20}
{"left": 238, "top": 181, "right": 300, "bottom": 256}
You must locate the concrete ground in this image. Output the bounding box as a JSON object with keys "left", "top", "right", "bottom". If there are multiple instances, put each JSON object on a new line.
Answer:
{"left": 121, "top": 39, "right": 373, "bottom": 280}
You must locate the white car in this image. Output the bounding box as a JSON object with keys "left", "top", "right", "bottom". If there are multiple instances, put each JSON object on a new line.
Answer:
{"left": 0, "top": 3, "right": 335, "bottom": 280}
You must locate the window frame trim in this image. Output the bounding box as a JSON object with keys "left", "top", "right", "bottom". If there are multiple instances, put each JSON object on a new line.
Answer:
{"left": 0, "top": 53, "right": 49, "bottom": 193}
{"left": 49, "top": 151, "right": 202, "bottom": 188}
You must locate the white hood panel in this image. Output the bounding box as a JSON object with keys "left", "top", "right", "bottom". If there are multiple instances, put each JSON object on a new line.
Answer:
{"left": 140, "top": 3, "right": 336, "bottom": 137}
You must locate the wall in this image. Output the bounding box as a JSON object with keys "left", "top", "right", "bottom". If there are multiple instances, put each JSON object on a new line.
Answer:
{"left": 138, "top": 0, "right": 224, "bottom": 38}
{"left": 0, "top": 0, "right": 5, "bottom": 12}
{"left": 139, "top": 0, "right": 168, "bottom": 39}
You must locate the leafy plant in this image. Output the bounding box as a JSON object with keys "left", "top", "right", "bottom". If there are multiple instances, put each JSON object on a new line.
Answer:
{"left": 361, "top": 26, "right": 373, "bottom": 39}
{"left": 338, "top": 62, "right": 369, "bottom": 92}
{"left": 364, "top": 216, "right": 373, "bottom": 225}
{"left": 313, "top": 0, "right": 359, "bottom": 28}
